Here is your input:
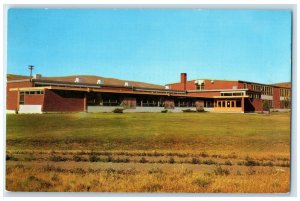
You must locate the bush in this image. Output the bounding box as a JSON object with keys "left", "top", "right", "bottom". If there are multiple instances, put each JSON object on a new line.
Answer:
{"left": 224, "top": 160, "right": 233, "bottom": 166}
{"left": 244, "top": 159, "right": 260, "bottom": 166}
{"left": 161, "top": 110, "right": 168, "bottom": 113}
{"left": 263, "top": 100, "right": 270, "bottom": 112}
{"left": 49, "top": 155, "right": 68, "bottom": 162}
{"left": 168, "top": 157, "right": 175, "bottom": 164}
{"left": 199, "top": 152, "right": 209, "bottom": 158}
{"left": 191, "top": 157, "right": 200, "bottom": 164}
{"left": 139, "top": 157, "right": 148, "bottom": 163}
{"left": 73, "top": 155, "right": 84, "bottom": 162}
{"left": 113, "top": 108, "right": 124, "bottom": 113}
{"left": 197, "top": 108, "right": 205, "bottom": 112}
{"left": 214, "top": 165, "right": 230, "bottom": 176}
{"left": 6, "top": 154, "right": 18, "bottom": 161}
{"left": 148, "top": 167, "right": 163, "bottom": 174}
{"left": 192, "top": 177, "right": 212, "bottom": 187}
{"left": 89, "top": 154, "right": 100, "bottom": 162}
{"left": 182, "top": 109, "right": 196, "bottom": 112}
{"left": 202, "top": 159, "right": 217, "bottom": 165}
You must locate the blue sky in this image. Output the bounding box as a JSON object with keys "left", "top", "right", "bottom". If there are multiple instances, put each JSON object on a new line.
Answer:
{"left": 7, "top": 9, "right": 291, "bottom": 85}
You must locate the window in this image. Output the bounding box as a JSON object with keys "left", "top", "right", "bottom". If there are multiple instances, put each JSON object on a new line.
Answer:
{"left": 102, "top": 98, "right": 120, "bottom": 106}
{"left": 222, "top": 101, "right": 225, "bottom": 107}
{"left": 227, "top": 101, "right": 230, "bottom": 107}
{"left": 19, "top": 92, "right": 25, "bottom": 105}
{"left": 236, "top": 100, "right": 241, "bottom": 107}
{"left": 200, "top": 83, "right": 205, "bottom": 90}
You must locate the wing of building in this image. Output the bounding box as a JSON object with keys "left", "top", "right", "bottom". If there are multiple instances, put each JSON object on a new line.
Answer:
{"left": 6, "top": 73, "right": 291, "bottom": 113}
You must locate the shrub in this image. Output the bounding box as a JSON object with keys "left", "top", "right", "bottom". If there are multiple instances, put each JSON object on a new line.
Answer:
{"left": 49, "top": 155, "right": 68, "bottom": 162}
{"left": 263, "top": 100, "right": 270, "bottom": 112}
{"left": 262, "top": 161, "right": 274, "bottom": 167}
{"left": 214, "top": 165, "right": 230, "bottom": 176}
{"left": 182, "top": 109, "right": 196, "bottom": 112}
{"left": 148, "top": 167, "right": 163, "bottom": 174}
{"left": 113, "top": 108, "right": 124, "bottom": 113}
{"left": 192, "top": 177, "right": 212, "bottom": 187}
{"left": 6, "top": 154, "right": 18, "bottom": 161}
{"left": 106, "top": 156, "right": 112, "bottom": 162}
{"left": 73, "top": 155, "right": 84, "bottom": 162}
{"left": 113, "top": 158, "right": 130, "bottom": 163}
{"left": 202, "top": 159, "right": 217, "bottom": 165}
{"left": 168, "top": 157, "right": 175, "bottom": 164}
{"left": 139, "top": 157, "right": 148, "bottom": 163}
{"left": 161, "top": 110, "right": 168, "bottom": 113}
{"left": 89, "top": 154, "right": 99, "bottom": 162}
{"left": 244, "top": 159, "right": 260, "bottom": 166}
{"left": 197, "top": 108, "right": 205, "bottom": 112}
{"left": 224, "top": 160, "right": 233, "bottom": 166}
{"left": 191, "top": 157, "right": 200, "bottom": 164}
{"left": 72, "top": 168, "right": 86, "bottom": 174}
{"left": 199, "top": 152, "right": 209, "bottom": 158}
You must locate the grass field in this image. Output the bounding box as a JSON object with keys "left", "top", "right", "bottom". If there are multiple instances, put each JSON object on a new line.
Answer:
{"left": 6, "top": 112, "right": 290, "bottom": 192}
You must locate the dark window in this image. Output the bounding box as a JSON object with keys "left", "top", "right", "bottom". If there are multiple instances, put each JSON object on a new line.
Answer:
{"left": 236, "top": 100, "right": 241, "bottom": 107}
{"left": 19, "top": 93, "right": 25, "bottom": 105}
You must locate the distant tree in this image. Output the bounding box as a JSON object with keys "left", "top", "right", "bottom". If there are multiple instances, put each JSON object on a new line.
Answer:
{"left": 283, "top": 97, "right": 291, "bottom": 109}
{"left": 262, "top": 100, "right": 270, "bottom": 112}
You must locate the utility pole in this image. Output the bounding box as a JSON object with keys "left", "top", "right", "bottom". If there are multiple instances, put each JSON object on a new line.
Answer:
{"left": 28, "top": 65, "right": 34, "bottom": 81}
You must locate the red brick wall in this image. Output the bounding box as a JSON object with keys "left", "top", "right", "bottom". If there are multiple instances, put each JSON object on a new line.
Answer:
{"left": 204, "top": 80, "right": 239, "bottom": 90}
{"left": 43, "top": 89, "right": 85, "bottom": 112}
{"left": 187, "top": 91, "right": 221, "bottom": 97}
{"left": 6, "top": 81, "right": 33, "bottom": 110}
{"left": 24, "top": 94, "right": 44, "bottom": 105}
{"left": 251, "top": 98, "right": 263, "bottom": 111}
{"left": 169, "top": 80, "right": 239, "bottom": 91}
{"left": 273, "top": 88, "right": 280, "bottom": 109}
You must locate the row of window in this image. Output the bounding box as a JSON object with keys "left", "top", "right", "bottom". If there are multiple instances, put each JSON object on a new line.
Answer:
{"left": 214, "top": 100, "right": 241, "bottom": 108}
{"left": 280, "top": 100, "right": 291, "bottom": 109}
{"left": 20, "top": 91, "right": 44, "bottom": 95}
{"left": 175, "top": 101, "right": 195, "bottom": 107}
{"left": 244, "top": 83, "right": 273, "bottom": 96}
{"left": 247, "top": 92, "right": 261, "bottom": 99}
{"left": 280, "top": 88, "right": 290, "bottom": 97}
{"left": 136, "top": 100, "right": 162, "bottom": 107}
{"left": 221, "top": 92, "right": 244, "bottom": 97}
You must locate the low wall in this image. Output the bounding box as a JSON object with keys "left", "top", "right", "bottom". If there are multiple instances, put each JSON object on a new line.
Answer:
{"left": 87, "top": 106, "right": 120, "bottom": 113}
{"left": 204, "top": 107, "right": 214, "bottom": 112}
{"left": 19, "top": 105, "right": 42, "bottom": 114}
{"left": 168, "top": 107, "right": 197, "bottom": 113}
{"left": 87, "top": 106, "right": 198, "bottom": 113}
{"left": 270, "top": 109, "right": 291, "bottom": 112}
{"left": 6, "top": 110, "right": 16, "bottom": 114}
{"left": 212, "top": 107, "right": 243, "bottom": 113}
{"left": 124, "top": 107, "right": 165, "bottom": 113}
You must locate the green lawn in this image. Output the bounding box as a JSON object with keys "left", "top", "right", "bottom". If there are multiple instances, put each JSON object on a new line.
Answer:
{"left": 6, "top": 112, "right": 290, "bottom": 156}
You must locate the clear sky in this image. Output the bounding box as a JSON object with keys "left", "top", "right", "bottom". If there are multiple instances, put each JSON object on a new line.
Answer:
{"left": 7, "top": 9, "right": 291, "bottom": 85}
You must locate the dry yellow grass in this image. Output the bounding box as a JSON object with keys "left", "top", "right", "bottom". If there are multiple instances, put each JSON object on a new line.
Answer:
{"left": 6, "top": 112, "right": 290, "bottom": 192}
{"left": 6, "top": 162, "right": 289, "bottom": 193}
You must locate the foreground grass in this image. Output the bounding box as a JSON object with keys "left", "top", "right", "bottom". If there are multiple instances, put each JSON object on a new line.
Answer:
{"left": 6, "top": 112, "right": 290, "bottom": 192}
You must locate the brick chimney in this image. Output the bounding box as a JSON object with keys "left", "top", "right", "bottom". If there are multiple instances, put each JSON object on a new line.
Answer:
{"left": 180, "top": 73, "right": 187, "bottom": 90}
